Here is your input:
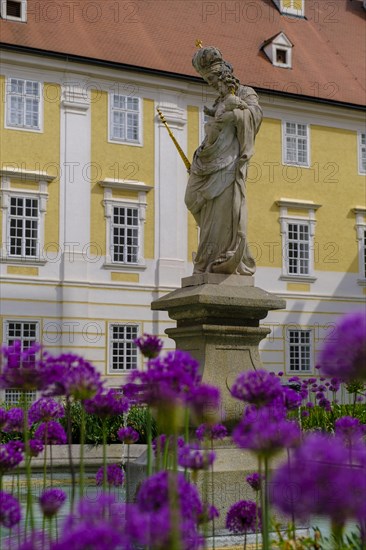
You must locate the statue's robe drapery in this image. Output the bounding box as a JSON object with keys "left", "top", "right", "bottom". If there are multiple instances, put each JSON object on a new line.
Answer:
{"left": 185, "top": 85, "right": 262, "bottom": 274}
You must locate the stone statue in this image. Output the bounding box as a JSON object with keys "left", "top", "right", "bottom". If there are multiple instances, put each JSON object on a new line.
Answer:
{"left": 185, "top": 46, "right": 262, "bottom": 275}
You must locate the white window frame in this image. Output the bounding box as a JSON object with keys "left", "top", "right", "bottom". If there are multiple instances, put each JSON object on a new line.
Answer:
{"left": 282, "top": 121, "right": 310, "bottom": 167}
{"left": 109, "top": 93, "right": 142, "bottom": 146}
{"left": 2, "top": 318, "right": 40, "bottom": 403}
{"left": 358, "top": 132, "right": 366, "bottom": 174}
{"left": 0, "top": 168, "right": 54, "bottom": 264}
{"left": 277, "top": 199, "right": 321, "bottom": 282}
{"left": 353, "top": 207, "right": 366, "bottom": 285}
{"left": 5, "top": 77, "right": 42, "bottom": 132}
{"left": 286, "top": 327, "right": 313, "bottom": 373}
{"left": 7, "top": 195, "right": 40, "bottom": 259}
{"left": 262, "top": 32, "right": 293, "bottom": 69}
{"left": 99, "top": 179, "right": 151, "bottom": 270}
{"left": 108, "top": 323, "right": 139, "bottom": 373}
{"left": 0, "top": 0, "right": 27, "bottom": 22}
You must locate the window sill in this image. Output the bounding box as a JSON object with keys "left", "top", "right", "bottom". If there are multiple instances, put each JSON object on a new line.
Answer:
{"left": 357, "top": 279, "right": 366, "bottom": 287}
{"left": 282, "top": 161, "right": 310, "bottom": 168}
{"left": 108, "top": 137, "right": 143, "bottom": 147}
{"left": 0, "top": 257, "right": 47, "bottom": 266}
{"left": 280, "top": 275, "right": 316, "bottom": 283}
{"left": 103, "top": 262, "right": 147, "bottom": 271}
{"left": 5, "top": 125, "right": 42, "bottom": 134}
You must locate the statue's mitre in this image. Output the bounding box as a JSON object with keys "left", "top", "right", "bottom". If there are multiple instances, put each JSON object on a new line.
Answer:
{"left": 192, "top": 46, "right": 224, "bottom": 76}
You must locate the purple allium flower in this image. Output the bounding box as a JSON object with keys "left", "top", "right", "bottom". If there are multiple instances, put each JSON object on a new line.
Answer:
{"left": 281, "top": 387, "right": 302, "bottom": 410}
{"left": 42, "top": 353, "right": 102, "bottom": 400}
{"left": 0, "top": 491, "right": 22, "bottom": 528}
{"left": 39, "top": 488, "right": 66, "bottom": 517}
{"left": 318, "top": 311, "right": 366, "bottom": 381}
{"left": 188, "top": 384, "right": 221, "bottom": 424}
{"left": 133, "top": 333, "right": 163, "bottom": 359}
{"left": 0, "top": 408, "right": 8, "bottom": 429}
{"left": 84, "top": 389, "right": 129, "bottom": 418}
{"left": 278, "top": 371, "right": 284, "bottom": 377}
{"left": 0, "top": 340, "right": 44, "bottom": 391}
{"left": 271, "top": 432, "right": 366, "bottom": 525}
{"left": 127, "top": 350, "right": 201, "bottom": 408}
{"left": 306, "top": 401, "right": 314, "bottom": 408}
{"left": 117, "top": 426, "right": 139, "bottom": 444}
{"left": 178, "top": 444, "right": 215, "bottom": 471}
{"left": 226, "top": 500, "right": 261, "bottom": 534}
{"left": 3, "top": 407, "right": 24, "bottom": 432}
{"left": 28, "top": 439, "right": 44, "bottom": 458}
{"left": 246, "top": 472, "right": 263, "bottom": 492}
{"left": 0, "top": 441, "right": 24, "bottom": 473}
{"left": 34, "top": 421, "right": 67, "bottom": 445}
{"left": 152, "top": 434, "right": 185, "bottom": 457}
{"left": 28, "top": 397, "right": 64, "bottom": 425}
{"left": 231, "top": 370, "right": 284, "bottom": 407}
{"left": 55, "top": 493, "right": 128, "bottom": 550}
{"left": 233, "top": 406, "right": 301, "bottom": 458}
{"left": 196, "top": 423, "right": 228, "bottom": 441}
{"left": 301, "top": 410, "right": 309, "bottom": 417}
{"left": 95, "top": 464, "right": 125, "bottom": 487}
{"left": 335, "top": 416, "right": 366, "bottom": 446}
{"left": 198, "top": 503, "right": 220, "bottom": 524}
{"left": 318, "top": 397, "right": 331, "bottom": 411}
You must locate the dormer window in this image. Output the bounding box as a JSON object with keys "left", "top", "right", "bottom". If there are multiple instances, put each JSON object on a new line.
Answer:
{"left": 262, "top": 32, "right": 293, "bottom": 69}
{"left": 272, "top": 0, "right": 305, "bottom": 18}
{"left": 0, "top": 0, "right": 27, "bottom": 22}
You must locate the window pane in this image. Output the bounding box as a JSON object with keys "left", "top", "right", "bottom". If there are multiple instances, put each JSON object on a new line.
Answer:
{"left": 110, "top": 324, "right": 138, "bottom": 371}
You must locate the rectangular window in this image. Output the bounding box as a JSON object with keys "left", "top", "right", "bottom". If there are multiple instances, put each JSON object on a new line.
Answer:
{"left": 8, "top": 196, "right": 39, "bottom": 258}
{"left": 288, "top": 329, "right": 312, "bottom": 372}
{"left": 109, "top": 324, "right": 138, "bottom": 372}
{"left": 7, "top": 78, "right": 40, "bottom": 129}
{"left": 112, "top": 205, "right": 139, "bottom": 264}
{"left": 3, "top": 320, "right": 39, "bottom": 403}
{"left": 359, "top": 133, "right": 366, "bottom": 174}
{"left": 5, "top": 389, "right": 37, "bottom": 405}
{"left": 286, "top": 222, "right": 310, "bottom": 275}
{"left": 110, "top": 95, "right": 140, "bottom": 143}
{"left": 284, "top": 122, "right": 308, "bottom": 166}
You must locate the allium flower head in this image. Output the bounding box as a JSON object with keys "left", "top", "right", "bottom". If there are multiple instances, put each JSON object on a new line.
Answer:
{"left": 0, "top": 491, "right": 22, "bottom": 528}
{"left": 231, "top": 370, "right": 284, "bottom": 407}
{"left": 271, "top": 432, "right": 366, "bottom": 525}
{"left": 34, "top": 421, "right": 67, "bottom": 445}
{"left": 178, "top": 444, "right": 215, "bottom": 471}
{"left": 133, "top": 333, "right": 163, "bottom": 359}
{"left": 28, "top": 397, "right": 64, "bottom": 425}
{"left": 42, "top": 353, "right": 102, "bottom": 400}
{"left": 39, "top": 488, "right": 66, "bottom": 517}
{"left": 28, "top": 439, "right": 44, "bottom": 457}
{"left": 233, "top": 405, "right": 301, "bottom": 458}
{"left": 226, "top": 500, "right": 261, "bottom": 534}
{"left": 281, "top": 387, "right": 302, "bottom": 410}
{"left": 3, "top": 407, "right": 24, "bottom": 432}
{"left": 335, "top": 416, "right": 366, "bottom": 446}
{"left": 117, "top": 426, "right": 139, "bottom": 444}
{"left": 128, "top": 350, "right": 200, "bottom": 407}
{"left": 319, "top": 311, "right": 366, "bottom": 381}
{"left": 246, "top": 472, "right": 262, "bottom": 492}
{"left": 84, "top": 389, "right": 129, "bottom": 418}
{"left": 95, "top": 464, "right": 125, "bottom": 487}
{"left": 0, "top": 441, "right": 24, "bottom": 474}
{"left": 54, "top": 493, "right": 128, "bottom": 550}
{"left": 0, "top": 340, "right": 44, "bottom": 391}
{"left": 196, "top": 423, "right": 228, "bottom": 441}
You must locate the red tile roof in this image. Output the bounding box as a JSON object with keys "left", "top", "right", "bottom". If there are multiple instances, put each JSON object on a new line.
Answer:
{"left": 1, "top": 0, "right": 365, "bottom": 106}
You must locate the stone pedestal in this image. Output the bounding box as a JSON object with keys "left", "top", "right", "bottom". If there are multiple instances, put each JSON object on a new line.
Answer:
{"left": 152, "top": 274, "right": 286, "bottom": 424}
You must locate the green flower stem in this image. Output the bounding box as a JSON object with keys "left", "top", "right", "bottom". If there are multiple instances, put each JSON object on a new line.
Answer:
{"left": 255, "top": 490, "right": 259, "bottom": 550}
{"left": 102, "top": 418, "right": 107, "bottom": 491}
{"left": 210, "top": 438, "right": 216, "bottom": 550}
{"left": 79, "top": 405, "right": 86, "bottom": 498}
{"left": 331, "top": 522, "right": 344, "bottom": 549}
{"left": 146, "top": 407, "right": 153, "bottom": 476}
{"left": 263, "top": 456, "right": 270, "bottom": 550}
{"left": 66, "top": 397, "right": 76, "bottom": 510}
{"left": 43, "top": 426, "right": 48, "bottom": 490}
{"left": 126, "top": 444, "right": 131, "bottom": 504}
{"left": 23, "top": 398, "right": 34, "bottom": 531}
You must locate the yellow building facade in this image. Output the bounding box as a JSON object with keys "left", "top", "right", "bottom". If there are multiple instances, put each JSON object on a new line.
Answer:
{"left": 0, "top": 0, "right": 365, "bottom": 402}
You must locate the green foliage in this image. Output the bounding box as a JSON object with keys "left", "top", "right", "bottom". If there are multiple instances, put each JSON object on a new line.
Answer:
{"left": 271, "top": 525, "right": 365, "bottom": 549}
{"left": 299, "top": 404, "right": 366, "bottom": 433}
